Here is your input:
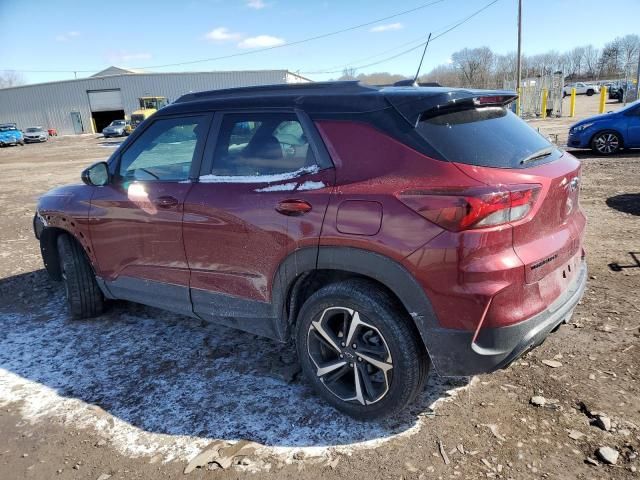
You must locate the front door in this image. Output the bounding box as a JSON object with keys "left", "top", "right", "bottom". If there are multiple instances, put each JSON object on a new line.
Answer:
{"left": 626, "top": 104, "right": 640, "bottom": 147}
{"left": 89, "top": 113, "right": 211, "bottom": 315}
{"left": 183, "top": 111, "right": 335, "bottom": 336}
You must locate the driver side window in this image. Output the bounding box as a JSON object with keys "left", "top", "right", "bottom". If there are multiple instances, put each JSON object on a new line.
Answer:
{"left": 210, "top": 113, "right": 316, "bottom": 177}
{"left": 119, "top": 116, "right": 207, "bottom": 181}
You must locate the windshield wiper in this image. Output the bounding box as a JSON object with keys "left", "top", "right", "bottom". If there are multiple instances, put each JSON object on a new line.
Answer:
{"left": 520, "top": 147, "right": 555, "bottom": 165}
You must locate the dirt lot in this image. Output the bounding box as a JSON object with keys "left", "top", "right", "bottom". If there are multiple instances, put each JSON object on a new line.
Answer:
{"left": 0, "top": 95, "right": 638, "bottom": 479}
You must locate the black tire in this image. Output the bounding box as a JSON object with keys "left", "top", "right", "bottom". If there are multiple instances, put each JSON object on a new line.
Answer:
{"left": 586, "top": 89, "right": 594, "bottom": 96}
{"left": 57, "top": 234, "right": 104, "bottom": 319}
{"left": 296, "top": 279, "right": 429, "bottom": 420}
{"left": 591, "top": 130, "right": 622, "bottom": 155}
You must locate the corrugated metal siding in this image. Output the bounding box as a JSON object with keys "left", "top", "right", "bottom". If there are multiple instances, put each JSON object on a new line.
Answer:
{"left": 0, "top": 70, "right": 305, "bottom": 135}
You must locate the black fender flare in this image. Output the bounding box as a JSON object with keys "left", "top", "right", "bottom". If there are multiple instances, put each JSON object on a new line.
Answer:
{"left": 271, "top": 246, "right": 441, "bottom": 349}
{"left": 38, "top": 226, "right": 75, "bottom": 280}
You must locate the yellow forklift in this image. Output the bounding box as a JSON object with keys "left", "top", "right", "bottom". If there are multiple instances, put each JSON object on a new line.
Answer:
{"left": 130, "top": 96, "right": 169, "bottom": 129}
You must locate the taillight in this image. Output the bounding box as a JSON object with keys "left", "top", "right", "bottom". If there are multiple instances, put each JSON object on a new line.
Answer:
{"left": 396, "top": 184, "right": 541, "bottom": 232}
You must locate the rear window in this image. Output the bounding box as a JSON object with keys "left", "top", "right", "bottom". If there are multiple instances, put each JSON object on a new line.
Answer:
{"left": 416, "top": 107, "right": 560, "bottom": 168}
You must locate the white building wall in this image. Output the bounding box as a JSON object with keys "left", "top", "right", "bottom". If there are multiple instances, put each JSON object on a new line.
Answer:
{"left": 0, "top": 70, "right": 310, "bottom": 135}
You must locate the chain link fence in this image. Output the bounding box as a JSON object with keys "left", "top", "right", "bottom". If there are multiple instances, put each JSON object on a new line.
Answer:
{"left": 504, "top": 72, "right": 564, "bottom": 118}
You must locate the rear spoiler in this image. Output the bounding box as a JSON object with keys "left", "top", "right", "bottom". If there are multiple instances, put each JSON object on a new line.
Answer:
{"left": 385, "top": 89, "right": 518, "bottom": 126}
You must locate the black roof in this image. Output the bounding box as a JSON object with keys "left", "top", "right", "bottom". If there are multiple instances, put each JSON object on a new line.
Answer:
{"left": 167, "top": 81, "right": 516, "bottom": 126}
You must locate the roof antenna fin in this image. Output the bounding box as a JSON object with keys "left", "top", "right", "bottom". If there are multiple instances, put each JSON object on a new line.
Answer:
{"left": 412, "top": 33, "right": 432, "bottom": 87}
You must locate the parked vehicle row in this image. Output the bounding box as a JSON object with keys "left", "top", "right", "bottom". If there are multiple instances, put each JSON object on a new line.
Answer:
{"left": 34, "top": 81, "right": 587, "bottom": 419}
{"left": 0, "top": 123, "right": 55, "bottom": 147}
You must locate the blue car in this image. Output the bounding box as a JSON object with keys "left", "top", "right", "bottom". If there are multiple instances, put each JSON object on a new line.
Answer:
{"left": 0, "top": 123, "right": 25, "bottom": 147}
{"left": 568, "top": 100, "right": 640, "bottom": 155}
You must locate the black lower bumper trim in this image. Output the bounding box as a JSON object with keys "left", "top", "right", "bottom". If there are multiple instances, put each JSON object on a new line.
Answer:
{"left": 426, "top": 261, "right": 588, "bottom": 376}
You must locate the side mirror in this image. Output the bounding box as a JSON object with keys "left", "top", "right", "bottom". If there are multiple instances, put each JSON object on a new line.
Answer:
{"left": 81, "top": 161, "right": 110, "bottom": 186}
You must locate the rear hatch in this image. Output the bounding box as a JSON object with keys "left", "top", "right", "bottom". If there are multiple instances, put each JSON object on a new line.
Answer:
{"left": 413, "top": 101, "right": 585, "bottom": 284}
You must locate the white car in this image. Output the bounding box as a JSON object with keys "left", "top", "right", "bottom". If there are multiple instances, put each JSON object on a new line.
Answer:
{"left": 24, "top": 126, "right": 49, "bottom": 143}
{"left": 563, "top": 82, "right": 599, "bottom": 97}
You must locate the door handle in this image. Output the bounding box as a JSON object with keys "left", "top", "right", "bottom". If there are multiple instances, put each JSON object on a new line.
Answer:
{"left": 155, "top": 195, "right": 179, "bottom": 208}
{"left": 276, "top": 199, "right": 312, "bottom": 216}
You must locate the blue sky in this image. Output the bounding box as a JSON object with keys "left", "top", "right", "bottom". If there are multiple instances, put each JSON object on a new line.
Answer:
{"left": 1, "top": 0, "right": 639, "bottom": 85}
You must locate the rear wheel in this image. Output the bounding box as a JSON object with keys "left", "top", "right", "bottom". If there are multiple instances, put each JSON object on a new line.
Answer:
{"left": 586, "top": 89, "right": 594, "bottom": 96}
{"left": 591, "top": 131, "right": 622, "bottom": 155}
{"left": 296, "top": 279, "right": 429, "bottom": 420}
{"left": 57, "top": 234, "right": 104, "bottom": 319}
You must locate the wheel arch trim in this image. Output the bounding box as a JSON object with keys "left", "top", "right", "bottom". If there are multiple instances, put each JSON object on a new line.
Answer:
{"left": 272, "top": 246, "right": 441, "bottom": 349}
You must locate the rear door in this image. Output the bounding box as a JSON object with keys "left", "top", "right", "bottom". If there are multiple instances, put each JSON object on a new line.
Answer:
{"left": 182, "top": 111, "right": 334, "bottom": 334}
{"left": 89, "top": 114, "right": 211, "bottom": 315}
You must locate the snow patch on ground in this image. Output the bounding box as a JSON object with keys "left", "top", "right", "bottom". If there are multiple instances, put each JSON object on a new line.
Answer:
{"left": 0, "top": 294, "right": 472, "bottom": 465}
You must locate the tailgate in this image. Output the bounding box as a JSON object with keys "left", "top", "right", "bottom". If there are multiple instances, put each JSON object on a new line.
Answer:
{"left": 455, "top": 152, "right": 586, "bottom": 283}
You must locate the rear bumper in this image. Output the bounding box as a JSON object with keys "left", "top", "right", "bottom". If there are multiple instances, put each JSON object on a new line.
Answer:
{"left": 426, "top": 260, "right": 587, "bottom": 376}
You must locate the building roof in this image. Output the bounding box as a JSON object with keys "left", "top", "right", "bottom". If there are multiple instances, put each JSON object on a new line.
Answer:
{"left": 0, "top": 70, "right": 311, "bottom": 91}
{"left": 91, "top": 66, "right": 147, "bottom": 77}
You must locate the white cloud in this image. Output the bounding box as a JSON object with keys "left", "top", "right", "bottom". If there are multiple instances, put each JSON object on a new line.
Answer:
{"left": 55, "top": 31, "right": 81, "bottom": 42}
{"left": 204, "top": 27, "right": 243, "bottom": 42}
{"left": 247, "top": 0, "right": 267, "bottom": 9}
{"left": 238, "top": 35, "right": 285, "bottom": 49}
{"left": 369, "top": 22, "right": 403, "bottom": 33}
{"left": 107, "top": 51, "right": 153, "bottom": 63}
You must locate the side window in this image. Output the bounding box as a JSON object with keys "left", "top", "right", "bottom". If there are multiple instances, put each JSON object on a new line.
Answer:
{"left": 210, "top": 113, "right": 316, "bottom": 177}
{"left": 119, "top": 116, "right": 207, "bottom": 181}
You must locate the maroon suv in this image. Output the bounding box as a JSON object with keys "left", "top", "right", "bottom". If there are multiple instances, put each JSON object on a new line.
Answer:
{"left": 34, "top": 82, "right": 586, "bottom": 419}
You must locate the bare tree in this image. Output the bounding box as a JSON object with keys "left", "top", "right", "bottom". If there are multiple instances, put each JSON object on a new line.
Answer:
{"left": 583, "top": 45, "right": 600, "bottom": 77}
{"left": 451, "top": 47, "right": 494, "bottom": 88}
{"left": 598, "top": 38, "right": 623, "bottom": 76}
{"left": 0, "top": 71, "right": 25, "bottom": 89}
{"left": 338, "top": 67, "right": 358, "bottom": 81}
{"left": 419, "top": 64, "right": 460, "bottom": 87}
{"left": 618, "top": 34, "right": 640, "bottom": 74}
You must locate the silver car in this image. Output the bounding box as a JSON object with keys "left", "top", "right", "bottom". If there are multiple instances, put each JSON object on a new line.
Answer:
{"left": 102, "top": 119, "right": 130, "bottom": 138}
{"left": 24, "top": 126, "right": 49, "bottom": 143}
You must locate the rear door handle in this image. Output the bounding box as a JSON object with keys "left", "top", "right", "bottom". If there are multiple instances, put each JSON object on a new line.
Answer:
{"left": 155, "top": 195, "right": 179, "bottom": 208}
{"left": 276, "top": 199, "right": 312, "bottom": 216}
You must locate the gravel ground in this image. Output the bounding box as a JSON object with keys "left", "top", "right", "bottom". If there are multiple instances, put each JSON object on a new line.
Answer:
{"left": 0, "top": 95, "right": 638, "bottom": 479}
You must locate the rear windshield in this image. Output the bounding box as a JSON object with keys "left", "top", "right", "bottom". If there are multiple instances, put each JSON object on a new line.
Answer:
{"left": 416, "top": 107, "right": 560, "bottom": 168}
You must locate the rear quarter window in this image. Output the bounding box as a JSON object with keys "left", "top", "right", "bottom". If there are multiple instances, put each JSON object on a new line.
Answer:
{"left": 416, "top": 107, "right": 561, "bottom": 168}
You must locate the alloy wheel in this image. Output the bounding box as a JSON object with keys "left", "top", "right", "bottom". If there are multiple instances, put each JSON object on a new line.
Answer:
{"left": 306, "top": 307, "right": 393, "bottom": 405}
{"left": 594, "top": 133, "right": 619, "bottom": 154}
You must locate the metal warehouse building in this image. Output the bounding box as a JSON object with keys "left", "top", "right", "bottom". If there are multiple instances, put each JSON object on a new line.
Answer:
{"left": 0, "top": 67, "right": 310, "bottom": 136}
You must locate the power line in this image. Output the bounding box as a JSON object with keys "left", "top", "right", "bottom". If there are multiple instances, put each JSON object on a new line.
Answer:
{"left": 302, "top": 0, "right": 500, "bottom": 75}
{"left": 1, "top": 0, "right": 445, "bottom": 74}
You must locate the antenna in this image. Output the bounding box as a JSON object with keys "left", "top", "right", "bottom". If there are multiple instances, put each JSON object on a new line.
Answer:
{"left": 412, "top": 32, "right": 432, "bottom": 86}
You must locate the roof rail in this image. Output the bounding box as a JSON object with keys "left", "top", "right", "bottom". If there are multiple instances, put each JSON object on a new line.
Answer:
{"left": 175, "top": 80, "right": 376, "bottom": 103}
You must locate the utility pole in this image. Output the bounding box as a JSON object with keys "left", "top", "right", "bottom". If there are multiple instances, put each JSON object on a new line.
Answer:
{"left": 516, "top": 0, "right": 522, "bottom": 91}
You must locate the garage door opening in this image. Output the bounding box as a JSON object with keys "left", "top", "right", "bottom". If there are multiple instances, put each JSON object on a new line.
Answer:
{"left": 87, "top": 89, "right": 125, "bottom": 134}
{"left": 91, "top": 110, "right": 125, "bottom": 133}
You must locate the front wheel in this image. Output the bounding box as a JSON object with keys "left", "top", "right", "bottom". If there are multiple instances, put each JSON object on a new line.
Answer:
{"left": 586, "top": 89, "right": 594, "bottom": 96}
{"left": 296, "top": 279, "right": 429, "bottom": 420}
{"left": 57, "top": 234, "right": 104, "bottom": 319}
{"left": 591, "top": 131, "right": 622, "bottom": 155}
